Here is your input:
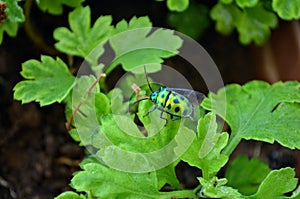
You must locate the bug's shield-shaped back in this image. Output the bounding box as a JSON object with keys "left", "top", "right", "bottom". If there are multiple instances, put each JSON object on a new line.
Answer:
{"left": 169, "top": 88, "right": 205, "bottom": 106}
{"left": 169, "top": 88, "right": 205, "bottom": 128}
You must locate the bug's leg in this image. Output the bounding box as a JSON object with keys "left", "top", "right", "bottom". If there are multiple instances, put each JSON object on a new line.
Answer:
{"left": 143, "top": 104, "right": 157, "bottom": 117}
{"left": 160, "top": 111, "right": 168, "bottom": 126}
{"left": 171, "top": 115, "right": 182, "bottom": 121}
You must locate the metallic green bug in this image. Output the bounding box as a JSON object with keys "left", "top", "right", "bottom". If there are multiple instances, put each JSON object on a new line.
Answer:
{"left": 133, "top": 66, "right": 205, "bottom": 125}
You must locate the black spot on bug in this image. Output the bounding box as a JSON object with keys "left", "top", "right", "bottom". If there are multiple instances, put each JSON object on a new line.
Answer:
{"left": 180, "top": 96, "right": 185, "bottom": 101}
{"left": 161, "top": 94, "right": 165, "bottom": 98}
{"left": 167, "top": 104, "right": 171, "bottom": 110}
{"left": 175, "top": 107, "right": 180, "bottom": 113}
{"left": 173, "top": 98, "right": 179, "bottom": 104}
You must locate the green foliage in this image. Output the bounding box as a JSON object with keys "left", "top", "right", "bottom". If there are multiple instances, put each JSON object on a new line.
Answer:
{"left": 69, "top": 75, "right": 104, "bottom": 145}
{"left": 177, "top": 113, "right": 229, "bottom": 178}
{"left": 71, "top": 163, "right": 161, "bottom": 198}
{"left": 198, "top": 177, "right": 243, "bottom": 199}
{"left": 36, "top": 0, "right": 85, "bottom": 15}
{"left": 210, "top": 2, "right": 278, "bottom": 45}
{"left": 272, "top": 0, "right": 300, "bottom": 20}
{"left": 55, "top": 191, "right": 86, "bottom": 199}
{"left": 108, "top": 16, "right": 182, "bottom": 74}
{"left": 226, "top": 157, "right": 300, "bottom": 198}
{"left": 163, "top": 0, "right": 300, "bottom": 45}
{"left": 54, "top": 6, "right": 113, "bottom": 66}
{"left": 202, "top": 81, "right": 300, "bottom": 155}
{"left": 13, "top": 55, "right": 75, "bottom": 106}
{"left": 167, "top": 3, "right": 210, "bottom": 39}
{"left": 249, "top": 167, "right": 299, "bottom": 198}
{"left": 157, "top": 0, "right": 190, "bottom": 12}
{"left": 225, "top": 156, "right": 271, "bottom": 195}
{"left": 0, "top": 0, "right": 25, "bottom": 43}
{"left": 13, "top": 5, "right": 300, "bottom": 199}
{"left": 166, "top": 0, "right": 189, "bottom": 12}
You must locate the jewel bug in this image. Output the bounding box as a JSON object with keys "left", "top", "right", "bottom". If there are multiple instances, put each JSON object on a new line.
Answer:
{"left": 131, "top": 66, "right": 205, "bottom": 125}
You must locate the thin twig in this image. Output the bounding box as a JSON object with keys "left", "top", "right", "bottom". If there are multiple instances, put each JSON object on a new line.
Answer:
{"left": 65, "top": 73, "right": 106, "bottom": 131}
{"left": 24, "top": 0, "right": 57, "bottom": 55}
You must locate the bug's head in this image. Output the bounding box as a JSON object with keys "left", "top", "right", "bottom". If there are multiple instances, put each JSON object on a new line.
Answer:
{"left": 150, "top": 91, "right": 158, "bottom": 102}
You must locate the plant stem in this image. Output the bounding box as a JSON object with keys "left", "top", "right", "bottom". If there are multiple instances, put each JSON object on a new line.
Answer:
{"left": 24, "top": 0, "right": 57, "bottom": 55}
{"left": 65, "top": 73, "right": 106, "bottom": 131}
{"left": 222, "top": 133, "right": 241, "bottom": 156}
{"left": 161, "top": 190, "right": 197, "bottom": 199}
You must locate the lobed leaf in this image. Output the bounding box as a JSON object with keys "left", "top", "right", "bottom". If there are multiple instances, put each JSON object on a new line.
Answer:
{"left": 13, "top": 56, "right": 75, "bottom": 106}
{"left": 0, "top": 0, "right": 24, "bottom": 43}
{"left": 236, "top": 3, "right": 278, "bottom": 45}
{"left": 210, "top": 3, "right": 240, "bottom": 35}
{"left": 71, "top": 163, "right": 161, "bottom": 198}
{"left": 36, "top": 0, "right": 85, "bottom": 15}
{"left": 211, "top": 2, "right": 278, "bottom": 45}
{"left": 225, "top": 156, "right": 271, "bottom": 195}
{"left": 235, "top": 0, "right": 258, "bottom": 8}
{"left": 202, "top": 81, "right": 300, "bottom": 155}
{"left": 166, "top": 0, "right": 189, "bottom": 12}
{"left": 55, "top": 191, "right": 86, "bottom": 199}
{"left": 155, "top": 161, "right": 181, "bottom": 190}
{"left": 177, "top": 113, "right": 229, "bottom": 178}
{"left": 93, "top": 113, "right": 188, "bottom": 173}
{"left": 249, "top": 168, "right": 298, "bottom": 198}
{"left": 71, "top": 162, "right": 196, "bottom": 199}
{"left": 272, "top": 0, "right": 300, "bottom": 20}
{"left": 54, "top": 6, "right": 113, "bottom": 66}
{"left": 108, "top": 16, "right": 183, "bottom": 73}
{"left": 198, "top": 177, "right": 243, "bottom": 199}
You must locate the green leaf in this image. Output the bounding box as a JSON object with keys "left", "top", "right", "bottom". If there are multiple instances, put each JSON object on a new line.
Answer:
{"left": 55, "top": 191, "right": 86, "bottom": 199}
{"left": 108, "top": 16, "right": 183, "bottom": 74}
{"left": 235, "top": 0, "right": 258, "bottom": 8}
{"left": 272, "top": 0, "right": 300, "bottom": 20}
{"left": 202, "top": 81, "right": 300, "bottom": 155}
{"left": 13, "top": 56, "right": 75, "bottom": 106}
{"left": 281, "top": 186, "right": 300, "bottom": 199}
{"left": 137, "top": 100, "right": 167, "bottom": 136}
{"left": 155, "top": 161, "right": 181, "bottom": 190}
{"left": 36, "top": 0, "right": 85, "bottom": 15}
{"left": 177, "top": 113, "right": 229, "bottom": 178}
{"left": 166, "top": 0, "right": 189, "bottom": 12}
{"left": 236, "top": 3, "right": 278, "bottom": 45}
{"left": 95, "top": 92, "right": 111, "bottom": 120}
{"left": 167, "top": 3, "right": 210, "bottom": 39}
{"left": 108, "top": 88, "right": 128, "bottom": 115}
{"left": 249, "top": 168, "right": 298, "bottom": 198}
{"left": 225, "top": 156, "right": 271, "bottom": 195}
{"left": 54, "top": 6, "right": 113, "bottom": 66}
{"left": 198, "top": 177, "right": 243, "bottom": 199}
{"left": 0, "top": 0, "right": 25, "bottom": 43}
{"left": 71, "top": 162, "right": 196, "bottom": 199}
{"left": 90, "top": 98, "right": 196, "bottom": 174}
{"left": 211, "top": 2, "right": 278, "bottom": 45}
{"left": 71, "top": 75, "right": 102, "bottom": 145}
{"left": 71, "top": 163, "right": 161, "bottom": 198}
{"left": 210, "top": 3, "right": 240, "bottom": 35}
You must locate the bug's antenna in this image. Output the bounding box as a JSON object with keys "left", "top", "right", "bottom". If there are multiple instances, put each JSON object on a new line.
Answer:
{"left": 144, "top": 65, "right": 154, "bottom": 93}
{"left": 129, "top": 97, "right": 149, "bottom": 109}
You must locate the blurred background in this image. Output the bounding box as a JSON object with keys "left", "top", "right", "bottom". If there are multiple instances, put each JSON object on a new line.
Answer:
{"left": 0, "top": 0, "right": 299, "bottom": 198}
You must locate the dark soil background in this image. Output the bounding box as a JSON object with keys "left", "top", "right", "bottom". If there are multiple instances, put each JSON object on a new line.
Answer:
{"left": 0, "top": 0, "right": 299, "bottom": 198}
